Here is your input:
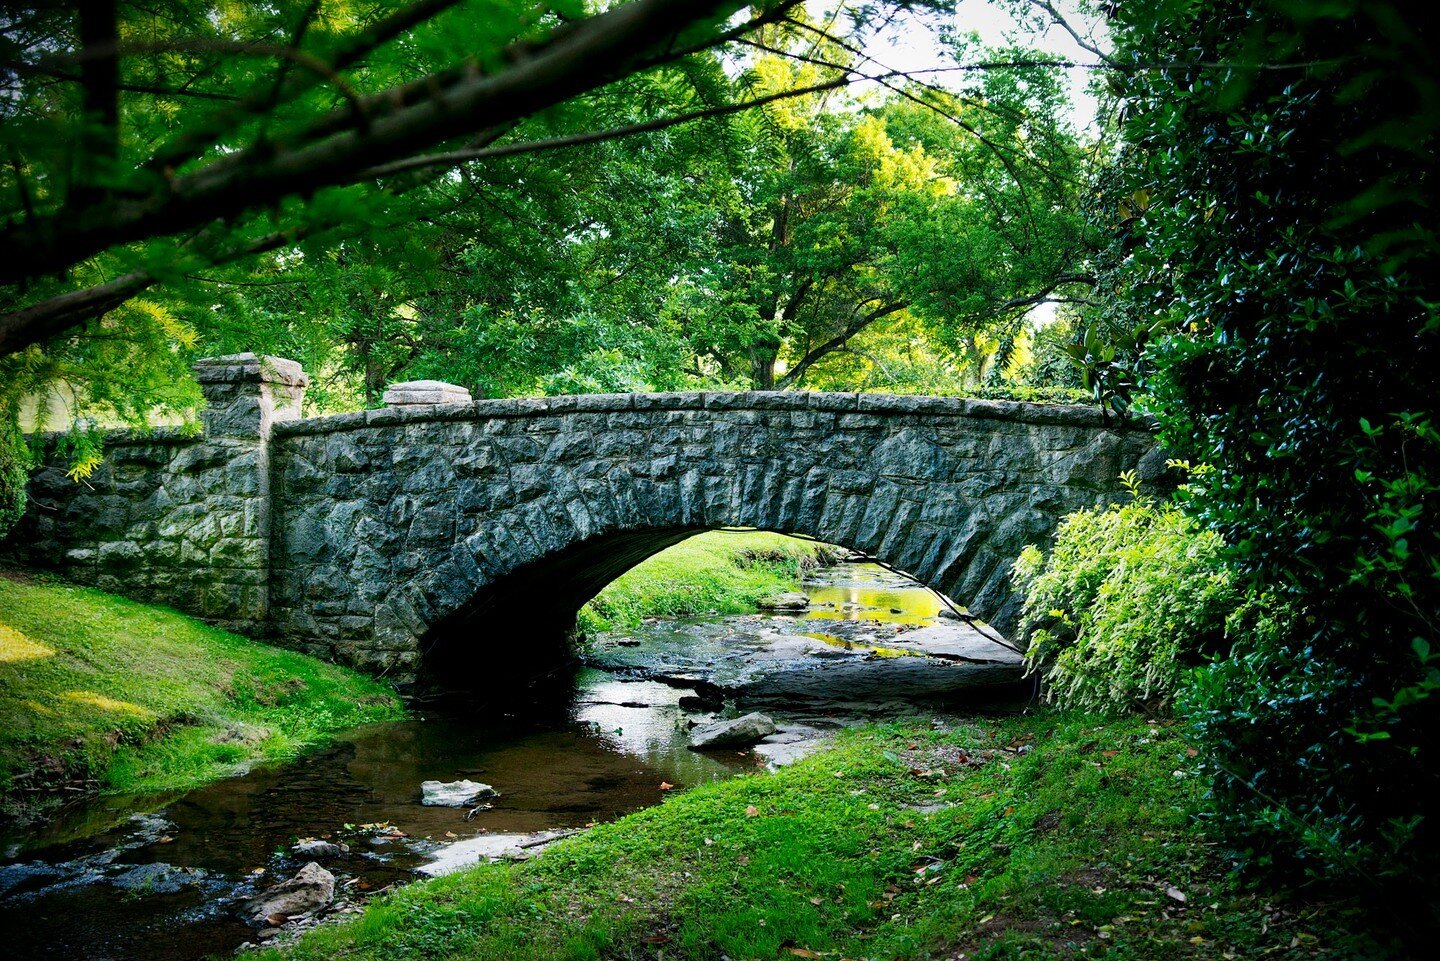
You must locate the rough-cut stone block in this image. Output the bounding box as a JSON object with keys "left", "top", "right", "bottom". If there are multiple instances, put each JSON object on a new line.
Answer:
{"left": 383, "top": 380, "right": 473, "bottom": 406}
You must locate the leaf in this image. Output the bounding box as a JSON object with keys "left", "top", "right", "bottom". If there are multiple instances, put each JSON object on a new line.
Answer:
{"left": 745, "top": 804, "right": 759, "bottom": 817}
{"left": 1165, "top": 886, "right": 1187, "bottom": 903}
{"left": 658, "top": 782, "right": 674, "bottom": 791}
{"left": 787, "top": 950, "right": 823, "bottom": 959}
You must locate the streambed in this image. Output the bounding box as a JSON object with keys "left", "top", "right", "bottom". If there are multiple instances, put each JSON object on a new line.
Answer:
{"left": 0, "top": 562, "right": 1024, "bottom": 960}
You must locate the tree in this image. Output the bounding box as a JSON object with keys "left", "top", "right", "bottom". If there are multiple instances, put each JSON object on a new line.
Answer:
{"left": 187, "top": 21, "right": 1095, "bottom": 400}
{"left": 1095, "top": 0, "right": 1439, "bottom": 927}
{"left": 0, "top": 0, "right": 826, "bottom": 355}
{"left": 656, "top": 31, "right": 1092, "bottom": 391}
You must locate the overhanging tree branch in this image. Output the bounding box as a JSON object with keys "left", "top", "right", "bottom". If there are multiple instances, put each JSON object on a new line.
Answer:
{"left": 0, "top": 229, "right": 300, "bottom": 353}
{"left": 0, "top": 0, "right": 751, "bottom": 302}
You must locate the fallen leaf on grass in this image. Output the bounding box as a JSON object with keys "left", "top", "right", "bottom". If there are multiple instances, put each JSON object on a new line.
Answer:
{"left": 642, "top": 935, "right": 670, "bottom": 944}
{"left": 658, "top": 782, "right": 674, "bottom": 791}
{"left": 745, "top": 805, "right": 759, "bottom": 817}
{"left": 787, "top": 950, "right": 824, "bottom": 958}
{"left": 1165, "top": 886, "right": 1187, "bottom": 903}
{"left": 616, "top": 893, "right": 634, "bottom": 903}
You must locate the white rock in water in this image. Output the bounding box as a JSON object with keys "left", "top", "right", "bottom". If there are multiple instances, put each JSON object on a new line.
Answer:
{"left": 420, "top": 779, "right": 498, "bottom": 806}
{"left": 688, "top": 712, "right": 778, "bottom": 750}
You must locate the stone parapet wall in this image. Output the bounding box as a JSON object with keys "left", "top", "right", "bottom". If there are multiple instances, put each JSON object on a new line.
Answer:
{"left": 5, "top": 354, "right": 306, "bottom": 635}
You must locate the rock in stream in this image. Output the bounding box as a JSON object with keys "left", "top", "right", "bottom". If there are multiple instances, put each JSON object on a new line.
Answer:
{"left": 689, "top": 713, "right": 778, "bottom": 750}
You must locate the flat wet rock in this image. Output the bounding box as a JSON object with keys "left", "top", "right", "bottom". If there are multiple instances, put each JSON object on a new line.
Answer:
{"left": 110, "top": 862, "right": 209, "bottom": 895}
{"left": 689, "top": 713, "right": 777, "bottom": 750}
{"left": 418, "top": 829, "right": 582, "bottom": 876}
{"left": 421, "top": 779, "right": 498, "bottom": 806}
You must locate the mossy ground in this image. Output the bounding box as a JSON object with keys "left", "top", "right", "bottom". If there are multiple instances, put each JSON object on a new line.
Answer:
{"left": 0, "top": 568, "right": 402, "bottom": 824}
{"left": 255, "top": 712, "right": 1393, "bottom": 961}
{"left": 578, "top": 530, "right": 841, "bottom": 633}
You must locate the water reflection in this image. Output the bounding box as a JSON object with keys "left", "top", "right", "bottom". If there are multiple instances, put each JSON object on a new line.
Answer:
{"left": 800, "top": 563, "right": 947, "bottom": 625}
{"left": 0, "top": 672, "right": 747, "bottom": 961}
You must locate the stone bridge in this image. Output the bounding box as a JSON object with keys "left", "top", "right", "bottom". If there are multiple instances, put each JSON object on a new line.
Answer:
{"left": 4, "top": 355, "right": 1162, "bottom": 690}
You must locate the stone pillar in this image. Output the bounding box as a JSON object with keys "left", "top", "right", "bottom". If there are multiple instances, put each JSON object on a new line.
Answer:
{"left": 189, "top": 353, "right": 309, "bottom": 633}
{"left": 195, "top": 353, "right": 308, "bottom": 439}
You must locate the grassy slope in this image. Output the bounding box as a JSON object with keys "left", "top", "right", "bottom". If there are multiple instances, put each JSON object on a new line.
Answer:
{"left": 0, "top": 569, "right": 402, "bottom": 822}
{"left": 578, "top": 531, "right": 840, "bottom": 633}
{"left": 258, "top": 712, "right": 1392, "bottom": 961}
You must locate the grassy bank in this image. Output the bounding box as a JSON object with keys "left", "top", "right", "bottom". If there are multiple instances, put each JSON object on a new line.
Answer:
{"left": 0, "top": 569, "right": 403, "bottom": 824}
{"left": 578, "top": 531, "right": 841, "bottom": 633}
{"left": 256, "top": 711, "right": 1392, "bottom": 961}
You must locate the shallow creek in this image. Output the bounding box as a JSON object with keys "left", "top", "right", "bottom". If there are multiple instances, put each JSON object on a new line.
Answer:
{"left": 0, "top": 562, "right": 1025, "bottom": 960}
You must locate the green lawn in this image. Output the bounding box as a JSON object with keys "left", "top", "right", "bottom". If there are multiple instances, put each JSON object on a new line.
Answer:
{"left": 255, "top": 712, "right": 1393, "bottom": 961}
{"left": 578, "top": 530, "right": 842, "bottom": 632}
{"left": 0, "top": 569, "right": 402, "bottom": 824}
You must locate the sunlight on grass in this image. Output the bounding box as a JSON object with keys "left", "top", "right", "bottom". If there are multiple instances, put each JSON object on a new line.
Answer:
{"left": 0, "top": 622, "right": 54, "bottom": 662}
{"left": 58, "top": 690, "right": 154, "bottom": 717}
{"left": 1, "top": 570, "right": 404, "bottom": 823}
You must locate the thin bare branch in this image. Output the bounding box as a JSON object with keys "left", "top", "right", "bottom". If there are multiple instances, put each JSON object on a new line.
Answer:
{"left": 358, "top": 75, "right": 853, "bottom": 178}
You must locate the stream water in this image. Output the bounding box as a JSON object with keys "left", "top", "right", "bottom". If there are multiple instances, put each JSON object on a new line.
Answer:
{"left": 0, "top": 561, "right": 1026, "bottom": 961}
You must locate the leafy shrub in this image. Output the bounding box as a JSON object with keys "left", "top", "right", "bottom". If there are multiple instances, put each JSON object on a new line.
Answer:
{"left": 0, "top": 424, "right": 28, "bottom": 539}
{"left": 1014, "top": 482, "right": 1236, "bottom": 712}
{"left": 962, "top": 383, "right": 1089, "bottom": 406}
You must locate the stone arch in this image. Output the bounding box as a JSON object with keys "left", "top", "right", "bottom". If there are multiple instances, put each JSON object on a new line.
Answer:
{"left": 6, "top": 358, "right": 1162, "bottom": 690}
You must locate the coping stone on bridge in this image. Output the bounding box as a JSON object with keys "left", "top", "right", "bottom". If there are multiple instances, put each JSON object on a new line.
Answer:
{"left": 382, "top": 380, "right": 473, "bottom": 407}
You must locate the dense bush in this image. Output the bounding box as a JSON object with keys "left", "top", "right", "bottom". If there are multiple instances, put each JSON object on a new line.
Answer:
{"left": 1097, "top": 0, "right": 1439, "bottom": 917}
{"left": 1014, "top": 483, "right": 1236, "bottom": 712}
{"left": 0, "top": 426, "right": 27, "bottom": 539}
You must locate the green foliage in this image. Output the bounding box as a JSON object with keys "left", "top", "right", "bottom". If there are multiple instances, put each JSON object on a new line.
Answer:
{"left": 1098, "top": 0, "right": 1440, "bottom": 914}
{"left": 0, "top": 570, "right": 402, "bottom": 824}
{"left": 577, "top": 531, "right": 836, "bottom": 633}
{"left": 1014, "top": 489, "right": 1236, "bottom": 712}
{"left": 1008, "top": 316, "right": 1086, "bottom": 391}
{"left": 252, "top": 713, "right": 1393, "bottom": 961}
{"left": 0, "top": 424, "right": 27, "bottom": 539}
